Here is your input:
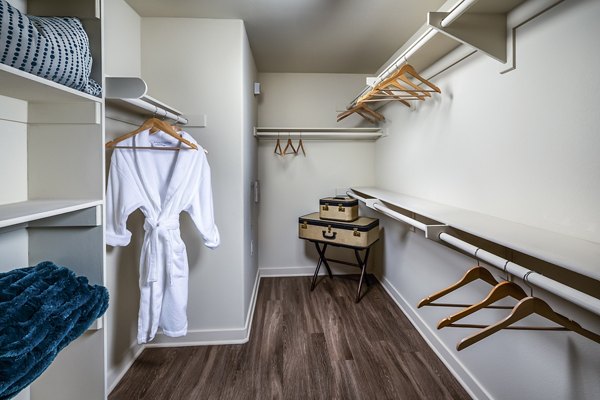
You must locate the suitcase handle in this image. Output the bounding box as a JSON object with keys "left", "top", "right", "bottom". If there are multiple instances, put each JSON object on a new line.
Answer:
{"left": 322, "top": 230, "right": 337, "bottom": 240}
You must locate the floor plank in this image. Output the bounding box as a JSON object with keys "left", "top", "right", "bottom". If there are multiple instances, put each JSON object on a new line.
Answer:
{"left": 109, "top": 276, "right": 471, "bottom": 400}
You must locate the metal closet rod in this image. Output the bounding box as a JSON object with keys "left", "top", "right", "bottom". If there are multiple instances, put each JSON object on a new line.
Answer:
{"left": 124, "top": 98, "right": 188, "bottom": 125}
{"left": 346, "top": 193, "right": 600, "bottom": 317}
{"left": 349, "top": 0, "right": 480, "bottom": 107}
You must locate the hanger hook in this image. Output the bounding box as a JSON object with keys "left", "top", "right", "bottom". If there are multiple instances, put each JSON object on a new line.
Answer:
{"left": 503, "top": 260, "right": 511, "bottom": 282}
{"left": 473, "top": 248, "right": 480, "bottom": 266}
{"left": 523, "top": 271, "right": 534, "bottom": 297}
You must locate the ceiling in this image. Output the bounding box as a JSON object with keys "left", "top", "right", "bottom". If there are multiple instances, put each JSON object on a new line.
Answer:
{"left": 124, "top": 0, "right": 446, "bottom": 73}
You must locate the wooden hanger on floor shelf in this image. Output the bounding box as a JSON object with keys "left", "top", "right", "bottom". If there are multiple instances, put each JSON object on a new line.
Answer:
{"left": 106, "top": 117, "right": 198, "bottom": 151}
{"left": 456, "top": 296, "right": 600, "bottom": 351}
{"left": 418, "top": 265, "right": 503, "bottom": 309}
{"left": 437, "top": 281, "right": 528, "bottom": 329}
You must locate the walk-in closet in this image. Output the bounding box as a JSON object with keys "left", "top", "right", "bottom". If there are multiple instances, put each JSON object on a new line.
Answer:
{"left": 1, "top": 0, "right": 599, "bottom": 399}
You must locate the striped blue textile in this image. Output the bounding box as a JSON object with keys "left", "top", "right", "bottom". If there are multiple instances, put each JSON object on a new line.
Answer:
{"left": 0, "top": 0, "right": 101, "bottom": 96}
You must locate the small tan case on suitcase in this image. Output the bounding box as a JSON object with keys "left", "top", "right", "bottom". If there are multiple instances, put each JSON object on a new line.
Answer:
{"left": 319, "top": 197, "right": 359, "bottom": 222}
{"left": 299, "top": 212, "right": 379, "bottom": 248}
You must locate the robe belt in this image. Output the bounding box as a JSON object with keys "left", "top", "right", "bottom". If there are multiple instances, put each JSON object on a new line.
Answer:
{"left": 143, "top": 217, "right": 180, "bottom": 286}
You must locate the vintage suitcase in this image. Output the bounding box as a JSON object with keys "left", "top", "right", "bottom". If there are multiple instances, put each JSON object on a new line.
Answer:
{"left": 299, "top": 212, "right": 379, "bottom": 248}
{"left": 319, "top": 196, "right": 359, "bottom": 222}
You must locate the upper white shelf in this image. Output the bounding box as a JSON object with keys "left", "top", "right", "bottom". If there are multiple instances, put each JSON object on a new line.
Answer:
{"left": 105, "top": 77, "right": 188, "bottom": 124}
{"left": 0, "top": 63, "right": 101, "bottom": 103}
{"left": 351, "top": 187, "right": 600, "bottom": 282}
{"left": 0, "top": 199, "right": 102, "bottom": 229}
{"left": 254, "top": 127, "right": 383, "bottom": 140}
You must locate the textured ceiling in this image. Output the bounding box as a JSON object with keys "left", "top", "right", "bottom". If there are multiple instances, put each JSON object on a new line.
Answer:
{"left": 124, "top": 0, "right": 446, "bottom": 73}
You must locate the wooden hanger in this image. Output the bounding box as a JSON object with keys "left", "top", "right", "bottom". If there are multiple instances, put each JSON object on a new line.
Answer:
{"left": 355, "top": 63, "right": 441, "bottom": 106}
{"left": 337, "top": 104, "right": 385, "bottom": 124}
{"left": 296, "top": 132, "right": 306, "bottom": 156}
{"left": 274, "top": 134, "right": 283, "bottom": 156}
{"left": 106, "top": 117, "right": 198, "bottom": 151}
{"left": 283, "top": 134, "right": 297, "bottom": 155}
{"left": 456, "top": 296, "right": 600, "bottom": 351}
{"left": 437, "top": 281, "right": 528, "bottom": 329}
{"left": 418, "top": 266, "right": 500, "bottom": 308}
{"left": 395, "top": 64, "right": 441, "bottom": 94}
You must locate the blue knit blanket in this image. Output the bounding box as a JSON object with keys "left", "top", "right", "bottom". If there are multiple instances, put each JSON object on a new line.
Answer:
{"left": 0, "top": 261, "right": 109, "bottom": 400}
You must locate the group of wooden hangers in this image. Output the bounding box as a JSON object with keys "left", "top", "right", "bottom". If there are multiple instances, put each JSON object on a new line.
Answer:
{"left": 419, "top": 264, "right": 600, "bottom": 351}
{"left": 274, "top": 133, "right": 306, "bottom": 157}
{"left": 337, "top": 63, "right": 441, "bottom": 124}
{"left": 105, "top": 117, "right": 200, "bottom": 152}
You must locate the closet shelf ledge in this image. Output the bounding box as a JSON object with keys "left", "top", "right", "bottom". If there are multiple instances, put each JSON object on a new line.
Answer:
{"left": 350, "top": 187, "right": 600, "bottom": 282}
{"left": 105, "top": 77, "right": 188, "bottom": 124}
{"left": 0, "top": 63, "right": 101, "bottom": 103}
{"left": 0, "top": 199, "right": 102, "bottom": 229}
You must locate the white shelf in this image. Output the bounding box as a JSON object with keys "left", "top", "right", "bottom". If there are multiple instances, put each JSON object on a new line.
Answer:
{"left": 0, "top": 200, "right": 102, "bottom": 229}
{"left": 105, "top": 77, "right": 188, "bottom": 124}
{"left": 351, "top": 187, "right": 600, "bottom": 282}
{"left": 254, "top": 127, "right": 383, "bottom": 140}
{"left": 0, "top": 64, "right": 101, "bottom": 103}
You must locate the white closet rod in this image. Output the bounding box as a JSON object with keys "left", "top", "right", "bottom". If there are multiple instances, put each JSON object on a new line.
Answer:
{"left": 440, "top": 0, "right": 479, "bottom": 27}
{"left": 348, "top": 0, "right": 479, "bottom": 107}
{"left": 347, "top": 194, "right": 600, "bottom": 317}
{"left": 122, "top": 98, "right": 188, "bottom": 125}
{"left": 372, "top": 203, "right": 429, "bottom": 232}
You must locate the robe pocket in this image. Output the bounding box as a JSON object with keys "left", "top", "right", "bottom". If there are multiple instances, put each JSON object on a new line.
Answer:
{"left": 171, "top": 247, "right": 189, "bottom": 279}
{"left": 170, "top": 236, "right": 188, "bottom": 279}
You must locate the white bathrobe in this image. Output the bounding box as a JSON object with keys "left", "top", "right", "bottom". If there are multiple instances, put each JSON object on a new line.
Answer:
{"left": 105, "top": 129, "right": 219, "bottom": 344}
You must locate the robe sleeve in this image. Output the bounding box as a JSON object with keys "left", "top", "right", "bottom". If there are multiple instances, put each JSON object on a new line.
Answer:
{"left": 185, "top": 154, "right": 220, "bottom": 248}
{"left": 105, "top": 152, "right": 142, "bottom": 247}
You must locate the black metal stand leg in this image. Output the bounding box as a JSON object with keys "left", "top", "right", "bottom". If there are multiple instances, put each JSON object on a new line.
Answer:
{"left": 314, "top": 243, "right": 333, "bottom": 278}
{"left": 354, "top": 248, "right": 371, "bottom": 303}
{"left": 311, "top": 243, "right": 333, "bottom": 291}
{"left": 310, "top": 256, "right": 322, "bottom": 291}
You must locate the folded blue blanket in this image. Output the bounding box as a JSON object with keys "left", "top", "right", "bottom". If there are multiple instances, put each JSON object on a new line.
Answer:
{"left": 0, "top": 261, "right": 109, "bottom": 400}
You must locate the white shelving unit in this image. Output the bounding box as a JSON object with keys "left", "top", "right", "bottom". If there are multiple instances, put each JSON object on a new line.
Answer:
{"left": 0, "top": 1, "right": 106, "bottom": 399}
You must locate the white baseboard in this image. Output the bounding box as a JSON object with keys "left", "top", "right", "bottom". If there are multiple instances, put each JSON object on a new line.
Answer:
{"left": 259, "top": 265, "right": 359, "bottom": 277}
{"left": 107, "top": 340, "right": 145, "bottom": 393}
{"left": 146, "top": 269, "right": 262, "bottom": 347}
{"left": 378, "top": 276, "right": 491, "bottom": 400}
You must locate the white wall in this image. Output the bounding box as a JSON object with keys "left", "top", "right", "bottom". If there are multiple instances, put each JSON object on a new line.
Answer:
{"left": 372, "top": 1, "right": 600, "bottom": 399}
{"left": 258, "top": 73, "right": 370, "bottom": 128}
{"left": 104, "top": 0, "right": 141, "bottom": 77}
{"left": 257, "top": 73, "right": 377, "bottom": 275}
{"left": 140, "top": 18, "right": 248, "bottom": 337}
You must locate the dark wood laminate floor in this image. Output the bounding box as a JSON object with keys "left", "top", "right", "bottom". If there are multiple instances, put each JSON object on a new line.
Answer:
{"left": 109, "top": 276, "right": 471, "bottom": 400}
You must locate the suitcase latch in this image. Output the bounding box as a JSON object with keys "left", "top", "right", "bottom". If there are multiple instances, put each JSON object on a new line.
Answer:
{"left": 353, "top": 228, "right": 360, "bottom": 237}
{"left": 301, "top": 221, "right": 307, "bottom": 229}
{"left": 338, "top": 204, "right": 345, "bottom": 212}
{"left": 322, "top": 204, "right": 329, "bottom": 211}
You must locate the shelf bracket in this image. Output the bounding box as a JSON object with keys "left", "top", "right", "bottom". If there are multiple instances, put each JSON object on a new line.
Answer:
{"left": 425, "top": 224, "right": 450, "bottom": 241}
{"left": 428, "top": 12, "right": 507, "bottom": 63}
